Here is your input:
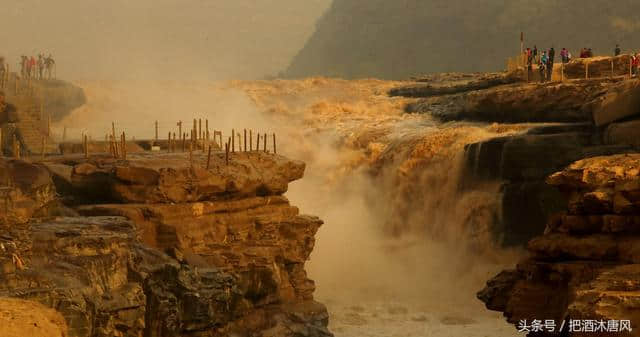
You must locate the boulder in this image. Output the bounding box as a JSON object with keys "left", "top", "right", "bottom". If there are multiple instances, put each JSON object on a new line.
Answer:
{"left": 591, "top": 79, "right": 640, "bottom": 126}
{"left": 0, "top": 159, "right": 56, "bottom": 225}
{"left": 604, "top": 119, "right": 640, "bottom": 147}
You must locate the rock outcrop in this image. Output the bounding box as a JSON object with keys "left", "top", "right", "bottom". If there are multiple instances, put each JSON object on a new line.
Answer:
{"left": 389, "top": 72, "right": 518, "bottom": 98}
{"left": 407, "top": 78, "right": 621, "bottom": 123}
{"left": 0, "top": 159, "right": 57, "bottom": 225}
{"left": 479, "top": 154, "right": 640, "bottom": 336}
{"left": 589, "top": 79, "right": 640, "bottom": 127}
{"left": 0, "top": 152, "right": 330, "bottom": 337}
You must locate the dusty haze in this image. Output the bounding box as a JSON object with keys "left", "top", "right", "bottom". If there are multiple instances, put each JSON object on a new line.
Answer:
{"left": 1, "top": 0, "right": 331, "bottom": 81}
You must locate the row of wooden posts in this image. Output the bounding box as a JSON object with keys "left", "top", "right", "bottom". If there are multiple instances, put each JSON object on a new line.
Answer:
{"left": 161, "top": 119, "right": 278, "bottom": 167}
{"left": 86, "top": 120, "right": 279, "bottom": 168}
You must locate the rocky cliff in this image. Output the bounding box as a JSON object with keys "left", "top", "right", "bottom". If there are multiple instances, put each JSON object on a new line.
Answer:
{"left": 0, "top": 151, "right": 330, "bottom": 337}
{"left": 478, "top": 154, "right": 640, "bottom": 336}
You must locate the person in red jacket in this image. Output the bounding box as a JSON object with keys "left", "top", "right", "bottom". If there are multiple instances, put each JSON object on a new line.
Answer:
{"left": 29, "top": 56, "right": 36, "bottom": 79}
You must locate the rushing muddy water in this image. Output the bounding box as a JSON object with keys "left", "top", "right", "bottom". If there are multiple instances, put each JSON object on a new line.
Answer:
{"left": 56, "top": 78, "right": 522, "bottom": 336}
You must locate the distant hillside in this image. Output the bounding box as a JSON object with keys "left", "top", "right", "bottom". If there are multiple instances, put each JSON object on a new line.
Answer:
{"left": 282, "top": 0, "right": 640, "bottom": 79}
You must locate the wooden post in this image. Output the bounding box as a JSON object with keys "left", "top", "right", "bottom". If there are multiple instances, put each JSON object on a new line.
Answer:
{"left": 167, "top": 132, "right": 171, "bottom": 152}
{"left": 225, "top": 137, "right": 230, "bottom": 165}
{"left": 244, "top": 129, "right": 247, "bottom": 152}
{"left": 231, "top": 128, "right": 235, "bottom": 153}
{"left": 256, "top": 133, "right": 260, "bottom": 151}
{"left": 249, "top": 130, "right": 253, "bottom": 151}
{"left": 205, "top": 119, "right": 209, "bottom": 138}
{"left": 273, "top": 133, "right": 276, "bottom": 154}
{"left": 41, "top": 137, "right": 45, "bottom": 160}
{"left": 198, "top": 119, "right": 202, "bottom": 140}
{"left": 121, "top": 132, "right": 127, "bottom": 160}
{"left": 155, "top": 121, "right": 159, "bottom": 141}
{"left": 113, "top": 134, "right": 118, "bottom": 158}
{"left": 263, "top": 133, "right": 267, "bottom": 152}
{"left": 193, "top": 119, "right": 197, "bottom": 141}
{"left": 206, "top": 145, "right": 212, "bottom": 169}
{"left": 177, "top": 120, "right": 182, "bottom": 140}
{"left": 611, "top": 59, "right": 615, "bottom": 77}
{"left": 62, "top": 126, "right": 67, "bottom": 142}
{"left": 108, "top": 135, "right": 114, "bottom": 157}
{"left": 172, "top": 132, "right": 176, "bottom": 152}
{"left": 84, "top": 135, "right": 88, "bottom": 159}
{"left": 585, "top": 62, "right": 589, "bottom": 79}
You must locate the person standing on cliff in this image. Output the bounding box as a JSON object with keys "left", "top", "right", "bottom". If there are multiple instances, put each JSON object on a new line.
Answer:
{"left": 0, "top": 91, "right": 30, "bottom": 156}
{"left": 547, "top": 47, "right": 555, "bottom": 81}
{"left": 44, "top": 55, "right": 55, "bottom": 80}
{"left": 526, "top": 48, "right": 534, "bottom": 81}
{"left": 37, "top": 55, "right": 44, "bottom": 80}
{"left": 615, "top": 44, "right": 621, "bottom": 56}
{"left": 539, "top": 52, "right": 548, "bottom": 82}
{"left": 560, "top": 48, "right": 568, "bottom": 63}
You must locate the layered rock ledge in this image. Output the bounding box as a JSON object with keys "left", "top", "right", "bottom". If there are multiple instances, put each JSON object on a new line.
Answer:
{"left": 478, "top": 154, "right": 640, "bottom": 336}
{"left": 0, "top": 152, "right": 331, "bottom": 337}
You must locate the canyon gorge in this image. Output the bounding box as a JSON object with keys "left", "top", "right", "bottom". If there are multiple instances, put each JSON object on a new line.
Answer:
{"left": 1, "top": 54, "right": 640, "bottom": 336}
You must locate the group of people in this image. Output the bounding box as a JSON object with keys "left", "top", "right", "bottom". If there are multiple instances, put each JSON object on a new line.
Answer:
{"left": 20, "top": 54, "right": 55, "bottom": 80}
{"left": 525, "top": 46, "right": 563, "bottom": 82}
{"left": 579, "top": 48, "right": 594, "bottom": 58}
{"left": 524, "top": 45, "right": 631, "bottom": 82}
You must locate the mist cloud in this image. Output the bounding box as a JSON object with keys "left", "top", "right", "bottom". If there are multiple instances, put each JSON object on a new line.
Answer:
{"left": 1, "top": 0, "right": 331, "bottom": 81}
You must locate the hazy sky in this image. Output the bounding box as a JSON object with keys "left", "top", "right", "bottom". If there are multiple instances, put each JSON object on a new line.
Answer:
{"left": 0, "top": 0, "right": 332, "bottom": 80}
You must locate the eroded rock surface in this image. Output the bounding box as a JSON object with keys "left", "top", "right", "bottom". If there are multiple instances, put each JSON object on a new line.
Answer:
{"left": 0, "top": 152, "right": 330, "bottom": 337}
{"left": 479, "top": 154, "right": 640, "bottom": 336}
{"left": 0, "top": 159, "right": 57, "bottom": 225}
{"left": 406, "top": 78, "right": 620, "bottom": 123}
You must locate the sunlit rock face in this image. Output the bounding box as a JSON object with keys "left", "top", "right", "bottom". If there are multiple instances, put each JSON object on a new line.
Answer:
{"left": 479, "top": 154, "right": 640, "bottom": 335}
{"left": 0, "top": 153, "right": 330, "bottom": 337}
